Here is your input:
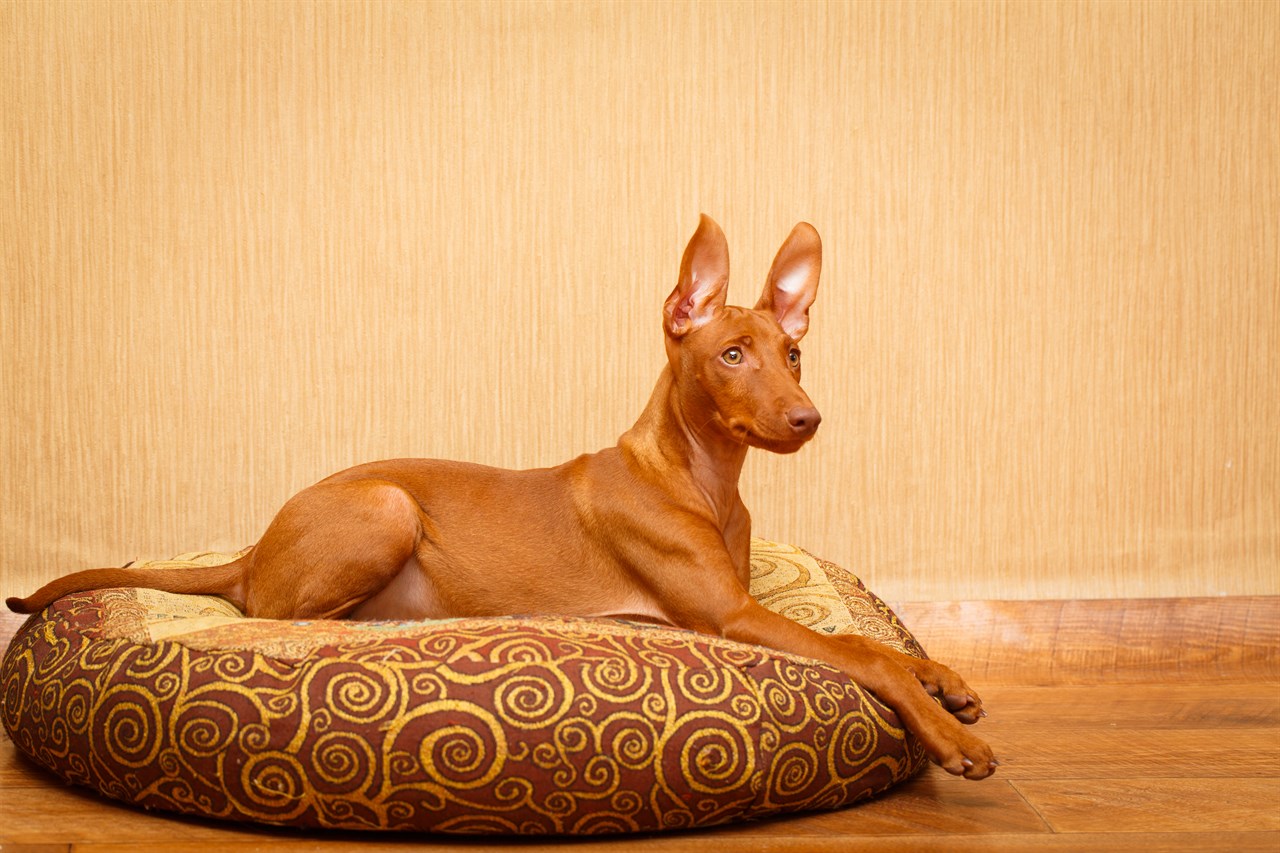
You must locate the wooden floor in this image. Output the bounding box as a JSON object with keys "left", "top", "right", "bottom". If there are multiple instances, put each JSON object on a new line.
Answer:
{"left": 2, "top": 596, "right": 1277, "bottom": 852}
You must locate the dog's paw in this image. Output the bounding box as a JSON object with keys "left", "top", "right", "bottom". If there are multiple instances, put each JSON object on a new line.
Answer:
{"left": 928, "top": 721, "right": 1000, "bottom": 780}
{"left": 940, "top": 739, "right": 1000, "bottom": 780}
{"left": 907, "top": 658, "right": 986, "bottom": 724}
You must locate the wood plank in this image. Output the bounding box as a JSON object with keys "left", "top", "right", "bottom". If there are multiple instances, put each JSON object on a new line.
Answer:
{"left": 12, "top": 691, "right": 1276, "bottom": 836}
{"left": 713, "top": 769, "right": 1050, "bottom": 837}
{"left": 1014, "top": 778, "right": 1280, "bottom": 833}
{"left": 897, "top": 597, "right": 1280, "bottom": 684}
{"left": 3, "top": 721, "right": 1278, "bottom": 847}
{"left": 983, "top": 728, "right": 1280, "bottom": 780}
{"left": 0, "top": 732, "right": 58, "bottom": 788}
{"left": 978, "top": 683, "right": 1280, "bottom": 730}
{"left": 961, "top": 684, "right": 1280, "bottom": 782}
{"left": 0, "top": 786, "right": 272, "bottom": 846}
{"left": 62, "top": 832, "right": 1280, "bottom": 853}
{"left": 0, "top": 766, "right": 1047, "bottom": 844}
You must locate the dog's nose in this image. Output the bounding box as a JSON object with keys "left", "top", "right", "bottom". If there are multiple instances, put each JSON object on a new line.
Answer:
{"left": 786, "top": 406, "right": 822, "bottom": 436}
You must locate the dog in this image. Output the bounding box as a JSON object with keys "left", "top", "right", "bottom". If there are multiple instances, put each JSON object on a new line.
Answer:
{"left": 9, "top": 215, "right": 997, "bottom": 779}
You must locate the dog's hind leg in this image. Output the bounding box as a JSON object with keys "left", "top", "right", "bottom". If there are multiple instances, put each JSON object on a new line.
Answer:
{"left": 240, "top": 479, "right": 426, "bottom": 620}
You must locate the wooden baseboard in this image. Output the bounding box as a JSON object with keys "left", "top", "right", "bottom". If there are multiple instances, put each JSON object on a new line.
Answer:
{"left": 896, "top": 596, "right": 1280, "bottom": 685}
{"left": 5, "top": 597, "right": 1277, "bottom": 686}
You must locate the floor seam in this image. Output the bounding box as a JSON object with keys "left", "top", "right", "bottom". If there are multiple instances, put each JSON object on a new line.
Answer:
{"left": 1008, "top": 779, "right": 1056, "bottom": 833}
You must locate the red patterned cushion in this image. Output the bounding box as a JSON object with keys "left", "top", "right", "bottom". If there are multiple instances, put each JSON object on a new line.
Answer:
{"left": 1, "top": 539, "right": 928, "bottom": 834}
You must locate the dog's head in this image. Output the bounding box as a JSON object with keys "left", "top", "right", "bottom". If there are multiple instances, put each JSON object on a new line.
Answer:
{"left": 662, "top": 215, "right": 822, "bottom": 454}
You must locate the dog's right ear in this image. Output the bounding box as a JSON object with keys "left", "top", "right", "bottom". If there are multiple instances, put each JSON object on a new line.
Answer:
{"left": 664, "top": 214, "right": 729, "bottom": 338}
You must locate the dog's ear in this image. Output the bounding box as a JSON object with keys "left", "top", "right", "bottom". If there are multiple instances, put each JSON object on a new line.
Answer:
{"left": 757, "top": 222, "right": 821, "bottom": 342}
{"left": 664, "top": 214, "right": 730, "bottom": 338}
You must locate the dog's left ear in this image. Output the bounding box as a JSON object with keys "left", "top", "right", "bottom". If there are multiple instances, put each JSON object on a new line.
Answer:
{"left": 756, "top": 222, "right": 821, "bottom": 342}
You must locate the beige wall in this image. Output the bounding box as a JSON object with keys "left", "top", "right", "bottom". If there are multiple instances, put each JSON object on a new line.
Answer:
{"left": 2, "top": 0, "right": 1276, "bottom": 602}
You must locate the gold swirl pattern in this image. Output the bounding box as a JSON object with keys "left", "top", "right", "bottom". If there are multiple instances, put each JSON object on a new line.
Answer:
{"left": 1, "top": 539, "right": 928, "bottom": 834}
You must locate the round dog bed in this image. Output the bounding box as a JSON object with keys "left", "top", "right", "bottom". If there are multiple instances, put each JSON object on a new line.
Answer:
{"left": 2, "top": 538, "right": 928, "bottom": 834}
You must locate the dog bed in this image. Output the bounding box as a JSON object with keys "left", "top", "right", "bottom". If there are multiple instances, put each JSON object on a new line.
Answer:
{"left": 1, "top": 538, "right": 928, "bottom": 834}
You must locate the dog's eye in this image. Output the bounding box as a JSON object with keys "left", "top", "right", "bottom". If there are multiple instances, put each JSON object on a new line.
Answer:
{"left": 722, "top": 348, "right": 744, "bottom": 365}
{"left": 788, "top": 349, "right": 801, "bottom": 367}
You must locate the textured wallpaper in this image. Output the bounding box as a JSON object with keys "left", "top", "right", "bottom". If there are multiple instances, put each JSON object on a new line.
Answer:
{"left": 2, "top": 0, "right": 1276, "bottom": 600}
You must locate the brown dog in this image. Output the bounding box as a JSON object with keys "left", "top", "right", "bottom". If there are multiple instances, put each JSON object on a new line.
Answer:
{"left": 9, "top": 216, "right": 997, "bottom": 779}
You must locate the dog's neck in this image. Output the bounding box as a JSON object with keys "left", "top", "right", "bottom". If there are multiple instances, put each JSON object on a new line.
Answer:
{"left": 618, "top": 366, "right": 748, "bottom": 527}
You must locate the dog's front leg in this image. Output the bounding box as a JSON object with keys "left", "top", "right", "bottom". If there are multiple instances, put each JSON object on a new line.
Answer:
{"left": 618, "top": 526, "right": 998, "bottom": 779}
{"left": 829, "top": 633, "right": 986, "bottom": 725}
{"left": 710, "top": 593, "right": 999, "bottom": 779}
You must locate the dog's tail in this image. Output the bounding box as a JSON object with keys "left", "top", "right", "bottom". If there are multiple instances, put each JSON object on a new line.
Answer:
{"left": 6, "top": 550, "right": 252, "bottom": 615}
